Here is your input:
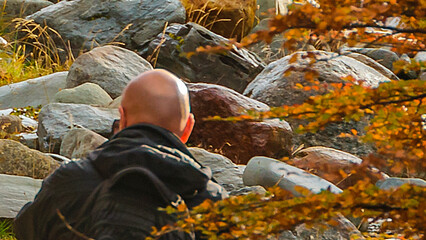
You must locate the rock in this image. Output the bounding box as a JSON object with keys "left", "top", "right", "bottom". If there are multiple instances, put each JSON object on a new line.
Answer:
{"left": 0, "top": 139, "right": 59, "bottom": 179}
{"left": 376, "top": 177, "right": 426, "bottom": 190}
{"left": 420, "top": 72, "right": 426, "bottom": 81}
{"left": 244, "top": 51, "right": 389, "bottom": 156}
{"left": 108, "top": 96, "right": 122, "bottom": 109}
{"left": 0, "top": 0, "right": 52, "bottom": 18}
{"left": 288, "top": 215, "right": 365, "bottom": 240}
{"left": 243, "top": 156, "right": 342, "bottom": 196}
{"left": 0, "top": 115, "right": 22, "bottom": 133}
{"left": 188, "top": 83, "right": 293, "bottom": 164}
{"left": 27, "top": 0, "right": 186, "bottom": 56}
{"left": 344, "top": 47, "right": 399, "bottom": 71}
{"left": 414, "top": 51, "right": 426, "bottom": 62}
{"left": 344, "top": 52, "right": 399, "bottom": 80}
{"left": 60, "top": 128, "right": 107, "bottom": 159}
{"left": 0, "top": 72, "right": 67, "bottom": 109}
{"left": 54, "top": 82, "right": 113, "bottom": 106}
{"left": 140, "top": 23, "right": 265, "bottom": 93}
{"left": 188, "top": 147, "right": 244, "bottom": 194}
{"left": 18, "top": 132, "right": 38, "bottom": 150}
{"left": 256, "top": 0, "right": 276, "bottom": 19}
{"left": 0, "top": 174, "right": 42, "bottom": 218}
{"left": 292, "top": 146, "right": 384, "bottom": 189}
{"left": 248, "top": 18, "right": 286, "bottom": 63}
{"left": 244, "top": 51, "right": 390, "bottom": 107}
{"left": 37, "top": 103, "right": 119, "bottom": 153}
{"left": 180, "top": 0, "right": 256, "bottom": 40}
{"left": 66, "top": 46, "right": 153, "bottom": 98}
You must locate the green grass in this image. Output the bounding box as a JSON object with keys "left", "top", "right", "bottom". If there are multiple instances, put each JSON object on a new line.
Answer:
{"left": 0, "top": 219, "right": 16, "bottom": 240}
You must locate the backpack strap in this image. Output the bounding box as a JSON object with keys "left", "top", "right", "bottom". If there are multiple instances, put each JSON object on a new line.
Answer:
{"left": 107, "top": 166, "right": 184, "bottom": 207}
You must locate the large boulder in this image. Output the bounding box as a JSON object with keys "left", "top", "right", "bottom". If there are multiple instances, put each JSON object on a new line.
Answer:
{"left": 54, "top": 82, "right": 113, "bottom": 106}
{"left": 0, "top": 139, "right": 59, "bottom": 179}
{"left": 344, "top": 47, "right": 399, "bottom": 71}
{"left": 66, "top": 46, "right": 153, "bottom": 98}
{"left": 37, "top": 103, "right": 119, "bottom": 153}
{"left": 292, "top": 146, "right": 385, "bottom": 189}
{"left": 244, "top": 51, "right": 390, "bottom": 106}
{"left": 0, "top": 0, "right": 52, "bottom": 18}
{"left": 60, "top": 128, "right": 107, "bottom": 159}
{"left": 0, "top": 174, "right": 42, "bottom": 218}
{"left": 27, "top": 0, "right": 186, "bottom": 56}
{"left": 188, "top": 83, "right": 293, "bottom": 164}
{"left": 0, "top": 71, "right": 67, "bottom": 109}
{"left": 244, "top": 51, "right": 390, "bottom": 156}
{"left": 140, "top": 23, "right": 265, "bottom": 93}
{"left": 180, "top": 0, "right": 257, "bottom": 40}
{"left": 243, "top": 156, "right": 342, "bottom": 196}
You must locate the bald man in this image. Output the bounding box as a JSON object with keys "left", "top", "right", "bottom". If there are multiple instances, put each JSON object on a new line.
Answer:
{"left": 15, "top": 70, "right": 227, "bottom": 240}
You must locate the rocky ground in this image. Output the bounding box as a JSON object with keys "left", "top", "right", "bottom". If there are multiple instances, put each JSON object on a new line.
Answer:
{"left": 0, "top": 0, "right": 425, "bottom": 239}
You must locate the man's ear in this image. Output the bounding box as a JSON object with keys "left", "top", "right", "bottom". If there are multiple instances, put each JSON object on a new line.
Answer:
{"left": 118, "top": 106, "right": 127, "bottom": 130}
{"left": 180, "top": 113, "right": 195, "bottom": 144}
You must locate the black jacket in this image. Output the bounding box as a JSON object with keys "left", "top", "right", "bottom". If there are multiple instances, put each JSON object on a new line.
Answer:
{"left": 14, "top": 124, "right": 227, "bottom": 240}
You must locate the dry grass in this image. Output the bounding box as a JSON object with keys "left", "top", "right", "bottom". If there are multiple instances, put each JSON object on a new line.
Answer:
{"left": 0, "top": 15, "right": 74, "bottom": 86}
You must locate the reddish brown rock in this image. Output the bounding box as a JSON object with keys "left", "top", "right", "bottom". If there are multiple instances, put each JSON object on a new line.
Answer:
{"left": 292, "top": 146, "right": 385, "bottom": 189}
{"left": 188, "top": 83, "right": 293, "bottom": 164}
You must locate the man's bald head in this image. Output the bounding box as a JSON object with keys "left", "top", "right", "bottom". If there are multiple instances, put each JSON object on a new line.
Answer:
{"left": 119, "top": 69, "right": 193, "bottom": 140}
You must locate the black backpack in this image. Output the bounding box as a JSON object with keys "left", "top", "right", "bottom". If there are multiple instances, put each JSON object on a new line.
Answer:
{"left": 70, "top": 166, "right": 195, "bottom": 240}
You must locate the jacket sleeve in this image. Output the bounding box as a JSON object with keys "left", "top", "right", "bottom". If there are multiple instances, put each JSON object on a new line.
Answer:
{"left": 14, "top": 179, "right": 57, "bottom": 240}
{"left": 14, "top": 160, "right": 102, "bottom": 240}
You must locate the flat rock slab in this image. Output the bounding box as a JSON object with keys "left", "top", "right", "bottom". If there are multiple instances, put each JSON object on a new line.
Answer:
{"left": 243, "top": 156, "right": 342, "bottom": 196}
{"left": 37, "top": 103, "right": 119, "bottom": 153}
{"left": 0, "top": 72, "right": 67, "bottom": 109}
{"left": 0, "top": 174, "right": 42, "bottom": 218}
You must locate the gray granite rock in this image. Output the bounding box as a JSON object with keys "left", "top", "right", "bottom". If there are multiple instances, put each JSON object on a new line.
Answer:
{"left": 0, "top": 174, "right": 42, "bottom": 218}
{"left": 27, "top": 0, "right": 186, "bottom": 56}
{"left": 66, "top": 46, "right": 153, "bottom": 98}
{"left": 0, "top": 72, "right": 67, "bottom": 109}
{"left": 344, "top": 47, "right": 399, "bottom": 71}
{"left": 376, "top": 177, "right": 426, "bottom": 190}
{"left": 414, "top": 51, "right": 426, "bottom": 62}
{"left": 54, "top": 82, "right": 113, "bottom": 106}
{"left": 140, "top": 23, "right": 265, "bottom": 93}
{"left": 0, "top": 139, "right": 59, "bottom": 179}
{"left": 60, "top": 128, "right": 107, "bottom": 159}
{"left": 188, "top": 147, "right": 244, "bottom": 194}
{"left": 243, "top": 156, "right": 342, "bottom": 196}
{"left": 107, "top": 96, "right": 122, "bottom": 109}
{"left": 244, "top": 51, "right": 388, "bottom": 156}
{"left": 344, "top": 52, "right": 399, "bottom": 80}
{"left": 37, "top": 103, "right": 119, "bottom": 153}
{"left": 244, "top": 51, "right": 390, "bottom": 107}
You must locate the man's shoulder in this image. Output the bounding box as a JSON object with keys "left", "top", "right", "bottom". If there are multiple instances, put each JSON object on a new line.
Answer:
{"left": 43, "top": 158, "right": 102, "bottom": 190}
